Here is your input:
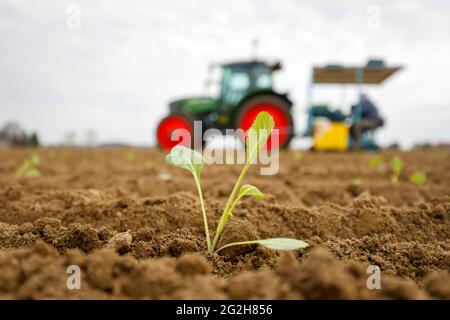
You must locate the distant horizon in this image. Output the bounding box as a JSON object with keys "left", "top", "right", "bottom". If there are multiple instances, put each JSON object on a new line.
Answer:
{"left": 3, "top": 128, "right": 449, "bottom": 151}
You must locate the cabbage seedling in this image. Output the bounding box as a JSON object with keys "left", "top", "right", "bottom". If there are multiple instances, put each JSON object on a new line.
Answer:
{"left": 144, "top": 160, "right": 154, "bottom": 169}
{"left": 368, "top": 155, "right": 385, "bottom": 170}
{"left": 391, "top": 156, "right": 403, "bottom": 184}
{"left": 15, "top": 153, "right": 40, "bottom": 177}
{"left": 166, "top": 112, "right": 309, "bottom": 253}
{"left": 409, "top": 171, "right": 426, "bottom": 186}
{"left": 124, "top": 150, "right": 136, "bottom": 161}
{"left": 352, "top": 177, "right": 363, "bottom": 186}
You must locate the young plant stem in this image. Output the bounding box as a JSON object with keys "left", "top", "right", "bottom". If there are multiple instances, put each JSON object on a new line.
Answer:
{"left": 227, "top": 194, "right": 246, "bottom": 219}
{"left": 211, "top": 161, "right": 251, "bottom": 251}
{"left": 193, "top": 174, "right": 211, "bottom": 252}
{"left": 215, "top": 240, "right": 261, "bottom": 253}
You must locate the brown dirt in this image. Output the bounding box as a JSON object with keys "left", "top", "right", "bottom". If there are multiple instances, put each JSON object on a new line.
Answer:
{"left": 0, "top": 148, "right": 449, "bottom": 299}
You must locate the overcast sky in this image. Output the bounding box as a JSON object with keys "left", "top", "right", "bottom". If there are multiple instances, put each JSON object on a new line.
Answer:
{"left": 1, "top": 0, "right": 449, "bottom": 148}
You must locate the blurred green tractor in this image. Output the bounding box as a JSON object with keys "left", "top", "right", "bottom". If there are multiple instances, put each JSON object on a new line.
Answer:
{"left": 156, "top": 60, "right": 294, "bottom": 151}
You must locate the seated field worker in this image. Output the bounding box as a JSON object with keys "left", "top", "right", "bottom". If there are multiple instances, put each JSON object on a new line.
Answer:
{"left": 350, "top": 94, "right": 384, "bottom": 149}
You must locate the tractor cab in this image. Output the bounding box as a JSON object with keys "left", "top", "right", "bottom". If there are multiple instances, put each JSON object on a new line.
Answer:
{"left": 219, "top": 60, "right": 281, "bottom": 110}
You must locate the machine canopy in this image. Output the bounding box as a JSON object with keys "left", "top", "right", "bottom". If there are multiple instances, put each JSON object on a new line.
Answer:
{"left": 312, "top": 60, "right": 402, "bottom": 84}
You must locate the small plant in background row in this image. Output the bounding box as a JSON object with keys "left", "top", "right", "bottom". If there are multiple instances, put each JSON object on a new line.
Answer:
{"left": 124, "top": 150, "right": 136, "bottom": 161}
{"left": 352, "top": 177, "right": 363, "bottom": 186}
{"left": 293, "top": 151, "right": 302, "bottom": 160}
{"left": 48, "top": 150, "right": 57, "bottom": 159}
{"left": 166, "top": 112, "right": 309, "bottom": 253}
{"left": 409, "top": 171, "right": 427, "bottom": 186}
{"left": 369, "top": 154, "right": 426, "bottom": 186}
{"left": 368, "top": 155, "right": 385, "bottom": 170}
{"left": 144, "top": 160, "right": 154, "bottom": 169}
{"left": 391, "top": 156, "right": 403, "bottom": 184}
{"left": 15, "top": 153, "right": 40, "bottom": 177}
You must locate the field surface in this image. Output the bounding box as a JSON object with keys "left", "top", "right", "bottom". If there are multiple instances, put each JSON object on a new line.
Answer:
{"left": 0, "top": 148, "right": 449, "bottom": 299}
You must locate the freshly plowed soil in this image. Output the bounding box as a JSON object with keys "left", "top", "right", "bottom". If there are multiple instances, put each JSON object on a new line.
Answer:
{"left": 0, "top": 148, "right": 449, "bottom": 299}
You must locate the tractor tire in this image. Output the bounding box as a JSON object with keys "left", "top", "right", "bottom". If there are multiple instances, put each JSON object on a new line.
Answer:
{"left": 156, "top": 112, "right": 196, "bottom": 151}
{"left": 233, "top": 94, "right": 294, "bottom": 150}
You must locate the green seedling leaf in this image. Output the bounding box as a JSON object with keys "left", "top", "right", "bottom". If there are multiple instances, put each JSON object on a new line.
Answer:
{"left": 217, "top": 184, "right": 265, "bottom": 238}
{"left": 144, "top": 160, "right": 154, "bottom": 169}
{"left": 391, "top": 156, "right": 403, "bottom": 184}
{"left": 15, "top": 160, "right": 31, "bottom": 177}
{"left": 124, "top": 150, "right": 136, "bottom": 161}
{"left": 166, "top": 145, "right": 204, "bottom": 179}
{"left": 216, "top": 238, "right": 309, "bottom": 253}
{"left": 257, "top": 238, "right": 309, "bottom": 250}
{"left": 409, "top": 171, "right": 426, "bottom": 186}
{"left": 25, "top": 168, "right": 40, "bottom": 177}
{"left": 246, "top": 111, "right": 275, "bottom": 163}
{"left": 15, "top": 154, "right": 40, "bottom": 178}
{"left": 368, "top": 155, "right": 384, "bottom": 169}
{"left": 392, "top": 156, "right": 403, "bottom": 173}
{"left": 352, "top": 177, "right": 363, "bottom": 186}
{"left": 238, "top": 184, "right": 264, "bottom": 200}
{"left": 31, "top": 153, "right": 40, "bottom": 165}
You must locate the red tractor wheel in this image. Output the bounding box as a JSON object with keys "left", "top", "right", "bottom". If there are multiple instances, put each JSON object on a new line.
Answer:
{"left": 156, "top": 113, "right": 194, "bottom": 151}
{"left": 234, "top": 94, "right": 294, "bottom": 150}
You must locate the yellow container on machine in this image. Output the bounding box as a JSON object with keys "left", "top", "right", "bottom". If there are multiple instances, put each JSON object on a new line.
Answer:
{"left": 313, "top": 121, "right": 349, "bottom": 151}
